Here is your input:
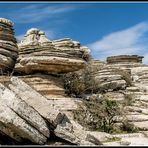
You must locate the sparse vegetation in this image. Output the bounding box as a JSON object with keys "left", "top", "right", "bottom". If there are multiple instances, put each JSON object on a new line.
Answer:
{"left": 62, "top": 62, "right": 103, "bottom": 97}
{"left": 120, "top": 119, "right": 139, "bottom": 133}
{"left": 63, "top": 62, "right": 138, "bottom": 135}
{"left": 62, "top": 63, "right": 133, "bottom": 98}
{"left": 104, "top": 137, "right": 121, "bottom": 142}
{"left": 73, "top": 96, "right": 122, "bottom": 133}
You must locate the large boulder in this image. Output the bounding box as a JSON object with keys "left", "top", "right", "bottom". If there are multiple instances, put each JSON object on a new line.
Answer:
{"left": 14, "top": 28, "right": 90, "bottom": 74}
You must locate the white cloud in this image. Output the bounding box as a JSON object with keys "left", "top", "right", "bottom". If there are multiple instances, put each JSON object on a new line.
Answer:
{"left": 11, "top": 4, "right": 77, "bottom": 23}
{"left": 88, "top": 22, "right": 148, "bottom": 63}
{"left": 41, "top": 30, "right": 55, "bottom": 40}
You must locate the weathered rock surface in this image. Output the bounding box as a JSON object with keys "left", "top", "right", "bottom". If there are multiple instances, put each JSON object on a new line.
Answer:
{"left": 14, "top": 28, "right": 89, "bottom": 74}
{"left": 0, "top": 83, "right": 50, "bottom": 138}
{"left": 107, "top": 55, "right": 144, "bottom": 64}
{"left": 18, "top": 74, "right": 65, "bottom": 98}
{"left": 0, "top": 100, "right": 47, "bottom": 144}
{"left": 93, "top": 67, "right": 127, "bottom": 91}
{"left": 8, "top": 77, "right": 85, "bottom": 145}
{"left": 9, "top": 77, "right": 66, "bottom": 128}
{"left": 0, "top": 18, "right": 18, "bottom": 74}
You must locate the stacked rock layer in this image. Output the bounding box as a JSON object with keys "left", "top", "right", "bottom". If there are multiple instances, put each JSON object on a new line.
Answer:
{"left": 0, "top": 18, "right": 18, "bottom": 74}
{"left": 14, "top": 28, "right": 90, "bottom": 74}
{"left": 107, "top": 55, "right": 144, "bottom": 64}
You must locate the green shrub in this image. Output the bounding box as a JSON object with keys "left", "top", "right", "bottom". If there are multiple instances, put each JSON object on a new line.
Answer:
{"left": 62, "top": 62, "right": 103, "bottom": 97}
{"left": 73, "top": 96, "right": 121, "bottom": 133}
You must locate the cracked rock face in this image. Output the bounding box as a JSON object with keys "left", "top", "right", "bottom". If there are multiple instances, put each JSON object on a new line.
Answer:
{"left": 0, "top": 18, "right": 18, "bottom": 74}
{"left": 14, "top": 28, "right": 90, "bottom": 74}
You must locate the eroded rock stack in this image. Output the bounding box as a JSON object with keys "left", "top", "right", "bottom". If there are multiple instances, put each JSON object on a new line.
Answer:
{"left": 106, "top": 55, "right": 145, "bottom": 72}
{"left": 14, "top": 28, "right": 90, "bottom": 74}
{"left": 0, "top": 18, "right": 18, "bottom": 74}
{"left": 107, "top": 55, "right": 143, "bottom": 64}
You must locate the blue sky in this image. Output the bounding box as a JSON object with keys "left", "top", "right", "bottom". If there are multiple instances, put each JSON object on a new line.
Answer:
{"left": 1, "top": 2, "right": 148, "bottom": 63}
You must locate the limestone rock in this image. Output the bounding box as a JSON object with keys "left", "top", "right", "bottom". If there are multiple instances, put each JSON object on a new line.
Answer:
{"left": 54, "top": 124, "right": 80, "bottom": 145}
{"left": 107, "top": 55, "right": 144, "bottom": 64}
{"left": 0, "top": 121, "right": 23, "bottom": 142}
{"left": 103, "top": 92, "right": 125, "bottom": 101}
{"left": 93, "top": 67, "right": 127, "bottom": 91}
{"left": 9, "top": 77, "right": 86, "bottom": 145}
{"left": 18, "top": 74, "right": 65, "bottom": 98}
{"left": 9, "top": 77, "right": 65, "bottom": 128}
{"left": 0, "top": 83, "right": 50, "bottom": 138}
{"left": 14, "top": 28, "right": 89, "bottom": 74}
{"left": 85, "top": 132, "right": 113, "bottom": 145}
{"left": 112, "top": 133, "right": 148, "bottom": 146}
{"left": 0, "top": 18, "right": 18, "bottom": 74}
{"left": 0, "top": 18, "right": 13, "bottom": 26}
{"left": 0, "top": 101, "right": 47, "bottom": 144}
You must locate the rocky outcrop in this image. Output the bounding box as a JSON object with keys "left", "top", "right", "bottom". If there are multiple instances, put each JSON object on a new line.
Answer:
{"left": 18, "top": 74, "right": 65, "bottom": 98}
{"left": 8, "top": 77, "right": 86, "bottom": 145}
{"left": 0, "top": 83, "right": 49, "bottom": 144}
{"left": 9, "top": 77, "right": 66, "bottom": 128}
{"left": 0, "top": 83, "right": 50, "bottom": 138}
{"left": 14, "top": 28, "right": 90, "bottom": 74}
{"left": 107, "top": 55, "right": 144, "bottom": 64}
{"left": 93, "top": 67, "right": 127, "bottom": 91}
{"left": 0, "top": 18, "right": 18, "bottom": 74}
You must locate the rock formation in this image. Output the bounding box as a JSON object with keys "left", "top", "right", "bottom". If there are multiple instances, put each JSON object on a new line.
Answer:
{"left": 0, "top": 24, "right": 95, "bottom": 145}
{"left": 107, "top": 55, "right": 144, "bottom": 64}
{"left": 0, "top": 18, "right": 18, "bottom": 74}
{"left": 14, "top": 28, "right": 90, "bottom": 74}
{"left": 0, "top": 17, "right": 148, "bottom": 146}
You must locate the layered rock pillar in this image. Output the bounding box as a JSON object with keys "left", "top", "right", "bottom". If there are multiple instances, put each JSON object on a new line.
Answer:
{"left": 107, "top": 55, "right": 144, "bottom": 64}
{"left": 0, "top": 18, "right": 18, "bottom": 74}
{"left": 14, "top": 28, "right": 90, "bottom": 98}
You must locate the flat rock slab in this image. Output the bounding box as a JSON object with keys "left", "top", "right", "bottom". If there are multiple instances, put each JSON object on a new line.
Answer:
{"left": 0, "top": 83, "right": 50, "bottom": 138}
{"left": 9, "top": 77, "right": 65, "bottom": 128}
{"left": 0, "top": 101, "right": 47, "bottom": 144}
{"left": 15, "top": 56, "right": 86, "bottom": 74}
{"left": 132, "top": 121, "right": 148, "bottom": 130}
{"left": 122, "top": 137, "right": 148, "bottom": 146}
{"left": 126, "top": 114, "right": 148, "bottom": 122}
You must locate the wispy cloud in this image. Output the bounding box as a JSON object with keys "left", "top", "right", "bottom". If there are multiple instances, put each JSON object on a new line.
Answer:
{"left": 10, "top": 4, "right": 77, "bottom": 24}
{"left": 88, "top": 22, "right": 148, "bottom": 63}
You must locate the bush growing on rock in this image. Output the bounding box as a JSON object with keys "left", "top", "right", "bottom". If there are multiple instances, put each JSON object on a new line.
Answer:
{"left": 73, "top": 95, "right": 121, "bottom": 133}
{"left": 120, "top": 119, "right": 139, "bottom": 133}
{"left": 62, "top": 61, "right": 132, "bottom": 97}
{"left": 62, "top": 61, "right": 103, "bottom": 97}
